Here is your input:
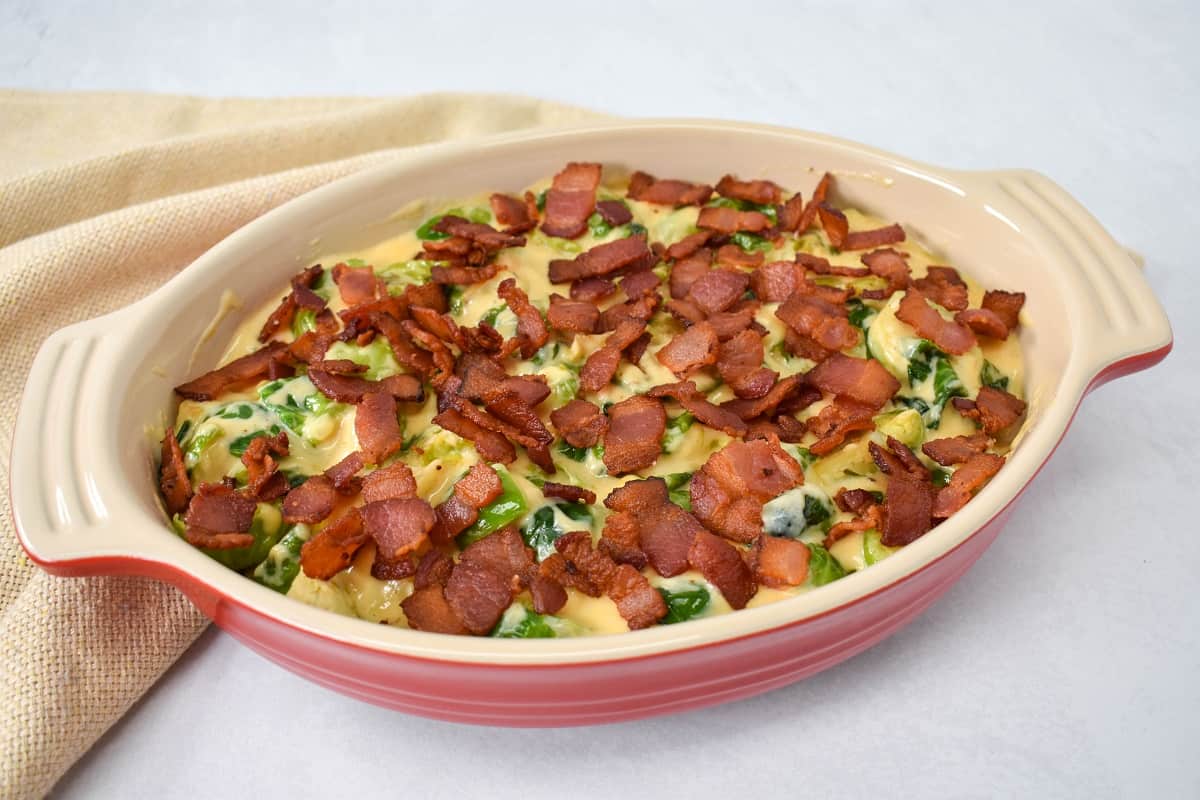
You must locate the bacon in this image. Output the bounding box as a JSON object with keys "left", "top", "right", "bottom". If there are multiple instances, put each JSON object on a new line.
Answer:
{"left": 665, "top": 298, "right": 706, "bottom": 327}
{"left": 707, "top": 304, "right": 760, "bottom": 341}
{"left": 490, "top": 192, "right": 538, "bottom": 234}
{"left": 312, "top": 359, "right": 366, "bottom": 376}
{"left": 430, "top": 263, "right": 500, "bottom": 285}
{"left": 433, "top": 408, "right": 516, "bottom": 463}
{"left": 797, "top": 173, "right": 833, "bottom": 233}
{"left": 642, "top": 502, "right": 703, "bottom": 577}
{"left": 750, "top": 261, "right": 801, "bottom": 302}
{"left": 496, "top": 278, "right": 549, "bottom": 359}
{"left": 435, "top": 462, "right": 503, "bottom": 539}
{"left": 806, "top": 399, "right": 876, "bottom": 456}
{"left": 548, "top": 235, "right": 652, "bottom": 283}
{"left": 835, "top": 487, "right": 878, "bottom": 514}
{"left": 656, "top": 320, "right": 719, "bottom": 376}
{"left": 458, "top": 526, "right": 535, "bottom": 585}
{"left": 691, "top": 438, "right": 804, "bottom": 543}
{"left": 402, "top": 320, "right": 456, "bottom": 378}
{"left": 259, "top": 265, "right": 326, "bottom": 343}
{"left": 541, "top": 161, "right": 601, "bottom": 239}
{"left": 896, "top": 289, "right": 978, "bottom": 355}
{"left": 361, "top": 497, "right": 435, "bottom": 561}
{"left": 555, "top": 531, "right": 666, "bottom": 629}
{"left": 716, "top": 174, "right": 782, "bottom": 205}
{"left": 332, "top": 263, "right": 383, "bottom": 307}
{"left": 541, "top": 482, "right": 596, "bottom": 505}
{"left": 922, "top": 433, "right": 992, "bottom": 466}
{"left": 547, "top": 294, "right": 600, "bottom": 334}
{"left": 647, "top": 380, "right": 749, "bottom": 437}
{"left": 595, "top": 199, "right": 633, "bottom": 226}
{"left": 796, "top": 252, "right": 870, "bottom": 278}
{"left": 776, "top": 294, "right": 860, "bottom": 352}
{"left": 282, "top": 475, "right": 337, "bottom": 524}
{"left": 307, "top": 367, "right": 423, "bottom": 404}
{"left": 666, "top": 231, "right": 714, "bottom": 260}
{"left": 355, "top": 391, "right": 403, "bottom": 465}
{"left": 620, "top": 269, "right": 660, "bottom": 300}
{"left": 825, "top": 503, "right": 883, "bottom": 548}
{"left": 237, "top": 431, "right": 287, "bottom": 501}
{"left": 183, "top": 482, "right": 257, "bottom": 549}
{"left": 361, "top": 461, "right": 418, "bottom": 503}
{"left": 843, "top": 223, "right": 906, "bottom": 251}
{"left": 880, "top": 474, "right": 934, "bottom": 547}
{"left": 714, "top": 244, "right": 766, "bottom": 269}
{"left": 721, "top": 374, "right": 811, "bottom": 421}
{"left": 320, "top": 452, "right": 363, "bottom": 496}
{"left": 932, "top": 453, "right": 1005, "bottom": 518}
{"left": 539, "top": 551, "right": 600, "bottom": 597}
{"left": 409, "top": 306, "right": 459, "bottom": 346}
{"left": 689, "top": 531, "right": 756, "bottom": 609}
{"left": 159, "top": 428, "right": 192, "bottom": 515}
{"left": 414, "top": 548, "right": 455, "bottom": 589}
{"left": 578, "top": 343, "right": 622, "bottom": 394}
{"left": 627, "top": 170, "right": 713, "bottom": 206}
{"left": 982, "top": 290, "right": 1025, "bottom": 331}
{"left": 370, "top": 550, "right": 417, "bottom": 581}
{"left": 778, "top": 192, "right": 806, "bottom": 232}
{"left": 300, "top": 509, "right": 370, "bottom": 580}
{"left": 913, "top": 266, "right": 968, "bottom": 311}
{"left": 480, "top": 387, "right": 555, "bottom": 472}
{"left": 869, "top": 437, "right": 929, "bottom": 481}
{"left": 956, "top": 308, "right": 1010, "bottom": 339}
{"left": 717, "top": 329, "right": 775, "bottom": 399}
{"left": 686, "top": 269, "right": 750, "bottom": 315}
{"left": 570, "top": 276, "right": 616, "bottom": 302}
{"left": 529, "top": 576, "right": 568, "bottom": 615}
{"left": 600, "top": 512, "right": 647, "bottom": 568}
{"left": 696, "top": 205, "right": 772, "bottom": 235}
{"left": 372, "top": 316, "right": 435, "bottom": 377}
{"left": 433, "top": 215, "right": 526, "bottom": 251}
{"left": 666, "top": 249, "right": 709, "bottom": 300}
{"left": 550, "top": 399, "right": 608, "bottom": 448}
{"left": 175, "top": 341, "right": 289, "bottom": 401}
{"left": 958, "top": 386, "right": 1028, "bottom": 435}
{"left": 861, "top": 248, "right": 911, "bottom": 296}
{"left": 816, "top": 204, "right": 849, "bottom": 249}
{"left": 401, "top": 586, "right": 468, "bottom": 634}
{"left": 752, "top": 536, "right": 810, "bottom": 589}
{"left": 602, "top": 395, "right": 666, "bottom": 476}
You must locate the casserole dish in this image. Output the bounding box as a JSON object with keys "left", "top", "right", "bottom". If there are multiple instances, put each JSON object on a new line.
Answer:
{"left": 10, "top": 120, "right": 1171, "bottom": 725}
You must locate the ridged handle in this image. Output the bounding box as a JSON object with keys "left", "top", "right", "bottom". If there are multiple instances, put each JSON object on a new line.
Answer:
{"left": 991, "top": 171, "right": 1173, "bottom": 390}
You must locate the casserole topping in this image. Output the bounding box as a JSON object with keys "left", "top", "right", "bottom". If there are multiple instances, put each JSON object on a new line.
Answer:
{"left": 161, "top": 164, "right": 1028, "bottom": 636}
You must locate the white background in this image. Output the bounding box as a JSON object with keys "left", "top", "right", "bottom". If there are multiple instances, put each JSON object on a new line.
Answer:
{"left": 4, "top": 1, "right": 1198, "bottom": 797}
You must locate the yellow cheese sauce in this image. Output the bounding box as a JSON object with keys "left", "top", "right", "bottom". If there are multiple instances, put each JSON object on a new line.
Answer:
{"left": 170, "top": 173, "right": 1027, "bottom": 637}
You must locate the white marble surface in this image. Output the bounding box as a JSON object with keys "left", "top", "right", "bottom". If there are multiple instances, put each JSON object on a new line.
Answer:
{"left": 4, "top": 1, "right": 1198, "bottom": 797}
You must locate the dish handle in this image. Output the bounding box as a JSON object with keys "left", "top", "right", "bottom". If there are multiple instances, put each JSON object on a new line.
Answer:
{"left": 986, "top": 170, "right": 1173, "bottom": 393}
{"left": 10, "top": 305, "right": 173, "bottom": 578}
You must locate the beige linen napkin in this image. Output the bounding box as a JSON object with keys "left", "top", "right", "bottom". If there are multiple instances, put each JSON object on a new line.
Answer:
{"left": 0, "top": 90, "right": 602, "bottom": 799}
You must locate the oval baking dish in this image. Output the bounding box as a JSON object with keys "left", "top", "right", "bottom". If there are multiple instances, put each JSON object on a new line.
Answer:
{"left": 10, "top": 120, "right": 1171, "bottom": 725}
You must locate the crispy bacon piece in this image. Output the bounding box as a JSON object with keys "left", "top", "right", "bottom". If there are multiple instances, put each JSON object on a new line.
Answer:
{"left": 707, "top": 303, "right": 760, "bottom": 341}
{"left": 666, "top": 231, "right": 713, "bottom": 260}
{"left": 752, "top": 536, "right": 810, "bottom": 589}
{"left": 159, "top": 428, "right": 192, "bottom": 515}
{"left": 835, "top": 487, "right": 878, "bottom": 514}
{"left": 716, "top": 174, "right": 782, "bottom": 206}
{"left": 647, "top": 380, "right": 748, "bottom": 437}
{"left": 691, "top": 438, "right": 804, "bottom": 543}
{"left": 490, "top": 192, "right": 538, "bottom": 234}
{"left": 555, "top": 531, "right": 666, "bottom": 629}
{"left": 355, "top": 391, "right": 402, "bottom": 465}
{"left": 433, "top": 408, "right": 516, "bottom": 463}
{"left": 430, "top": 263, "right": 500, "bottom": 285}
{"left": 816, "top": 204, "right": 849, "bottom": 249}
{"left": 183, "top": 482, "right": 257, "bottom": 550}
{"left": 300, "top": 509, "right": 369, "bottom": 579}
{"left": 434, "top": 215, "right": 526, "bottom": 252}
{"left": 282, "top": 475, "right": 337, "bottom": 525}
{"left": 547, "top": 294, "right": 600, "bottom": 334}
{"left": 541, "top": 161, "right": 601, "bottom": 239}
{"left": 982, "top": 290, "right": 1026, "bottom": 331}
{"left": 479, "top": 385, "right": 555, "bottom": 472}
{"left": 796, "top": 252, "right": 869, "bottom": 278}
{"left": 371, "top": 551, "right": 417, "bottom": 581}
{"left": 686, "top": 269, "right": 750, "bottom": 315}
{"left": 307, "top": 367, "right": 423, "bottom": 405}
{"left": 361, "top": 461, "right": 417, "bottom": 503}
{"left": 656, "top": 320, "right": 719, "bottom": 376}
{"left": 620, "top": 269, "right": 660, "bottom": 300}
{"left": 570, "top": 276, "right": 616, "bottom": 302}
{"left": 776, "top": 294, "right": 860, "bottom": 352}
{"left": 602, "top": 395, "right": 666, "bottom": 476}
{"left": 806, "top": 399, "right": 876, "bottom": 456}
{"left": 922, "top": 433, "right": 992, "bottom": 466}
{"left": 861, "top": 248, "right": 911, "bottom": 297}
{"left": 580, "top": 318, "right": 647, "bottom": 393}
{"left": 435, "top": 462, "right": 503, "bottom": 540}
{"left": 932, "top": 452, "right": 1005, "bottom": 518}
{"left": 717, "top": 329, "right": 776, "bottom": 400}
{"left": 322, "top": 451, "right": 363, "bottom": 495}
{"left": 880, "top": 474, "right": 934, "bottom": 547}
{"left": 844, "top": 223, "right": 906, "bottom": 251}
{"left": 595, "top": 199, "right": 633, "bottom": 226}
{"left": 956, "top": 386, "right": 1028, "bottom": 435}
{"left": 669, "top": 249, "right": 712, "bottom": 299}
{"left": 721, "top": 374, "right": 811, "bottom": 422}
{"left": 548, "top": 235, "right": 652, "bottom": 283}
{"left": 259, "top": 265, "right": 326, "bottom": 343}
{"left": 715, "top": 244, "right": 766, "bottom": 269}
{"left": 539, "top": 551, "right": 599, "bottom": 597}
{"left": 529, "top": 575, "right": 568, "bottom": 615}
{"left": 550, "top": 399, "right": 608, "bottom": 448}
{"left": 896, "top": 289, "right": 977, "bottom": 355}
{"left": 825, "top": 503, "right": 883, "bottom": 548}
{"left": 175, "top": 342, "right": 289, "bottom": 401}
{"left": 414, "top": 548, "right": 455, "bottom": 589}
{"left": 600, "top": 511, "right": 648, "bottom": 568}
{"left": 409, "top": 306, "right": 460, "bottom": 347}
{"left": 240, "top": 431, "right": 289, "bottom": 501}
{"left": 604, "top": 479, "right": 703, "bottom": 577}
{"left": 627, "top": 170, "right": 713, "bottom": 206}
{"left": 696, "top": 205, "right": 772, "bottom": 235}
{"left": 361, "top": 497, "right": 435, "bottom": 561}
{"left": 689, "top": 531, "right": 756, "bottom": 609}
{"left": 496, "top": 278, "right": 549, "bottom": 359}
{"left": 956, "top": 308, "right": 1010, "bottom": 339}
{"left": 402, "top": 586, "right": 468, "bottom": 634}
{"left": 332, "top": 263, "right": 384, "bottom": 307}
{"left": 599, "top": 292, "right": 659, "bottom": 332}
{"left": 541, "top": 482, "right": 596, "bottom": 505}
{"left": 402, "top": 319, "right": 456, "bottom": 378}
{"left": 750, "top": 261, "right": 800, "bottom": 303}
{"left": 796, "top": 173, "right": 833, "bottom": 233}
{"left": 913, "top": 266, "right": 968, "bottom": 311}
{"left": 777, "top": 193, "right": 805, "bottom": 233}
{"left": 869, "top": 437, "right": 929, "bottom": 481}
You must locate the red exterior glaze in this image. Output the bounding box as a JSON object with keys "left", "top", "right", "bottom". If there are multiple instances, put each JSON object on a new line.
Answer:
{"left": 19, "top": 342, "right": 1170, "bottom": 726}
